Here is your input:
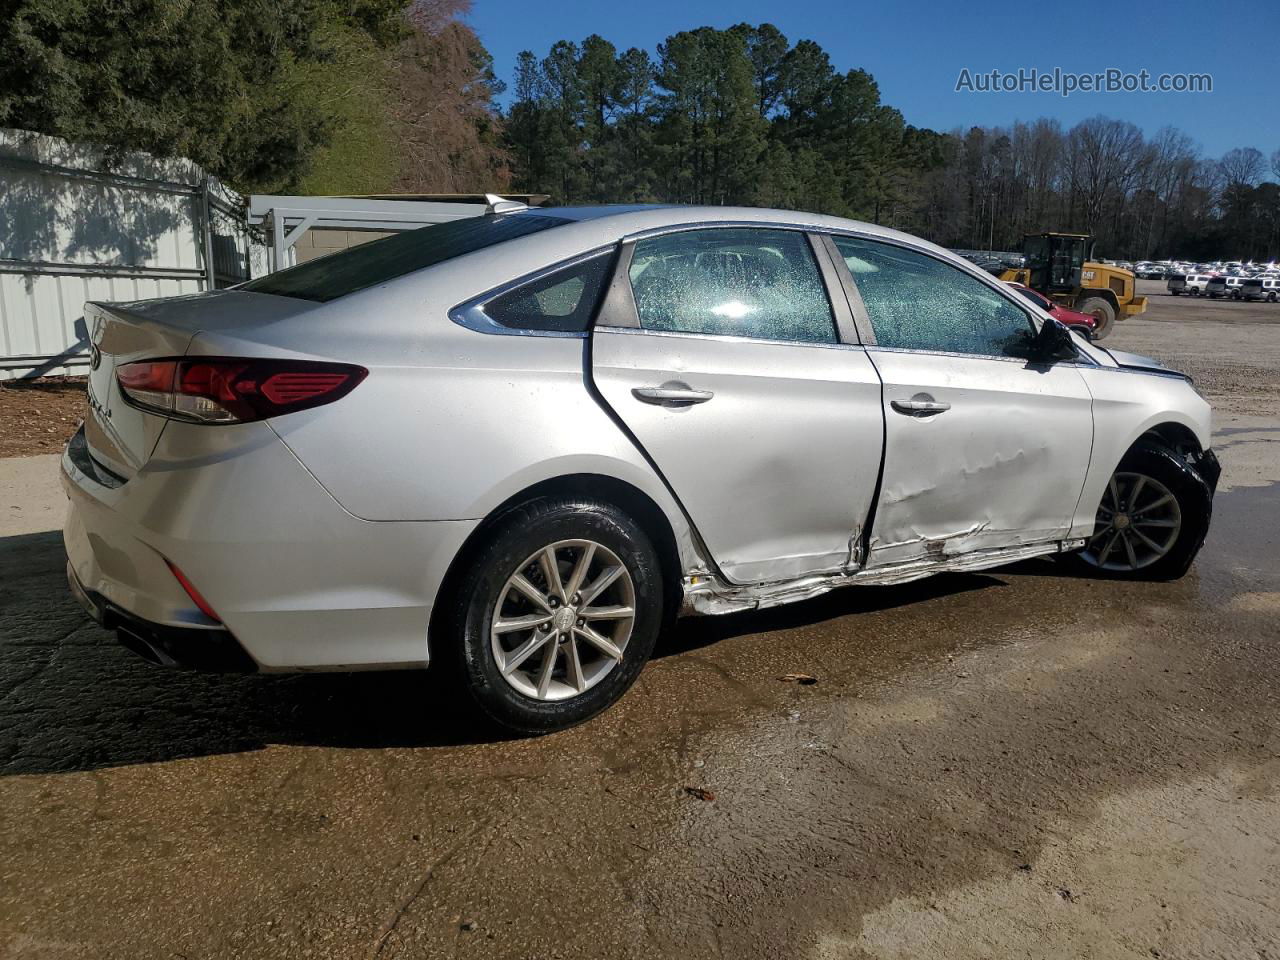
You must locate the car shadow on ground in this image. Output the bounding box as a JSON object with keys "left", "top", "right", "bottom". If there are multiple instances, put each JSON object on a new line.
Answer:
{"left": 1, "top": 529, "right": 1010, "bottom": 776}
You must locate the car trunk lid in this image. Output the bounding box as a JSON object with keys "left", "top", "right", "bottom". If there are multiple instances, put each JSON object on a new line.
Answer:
{"left": 81, "top": 291, "right": 314, "bottom": 480}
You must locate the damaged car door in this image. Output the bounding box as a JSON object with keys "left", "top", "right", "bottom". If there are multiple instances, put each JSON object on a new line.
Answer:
{"left": 591, "top": 226, "right": 884, "bottom": 584}
{"left": 829, "top": 234, "right": 1094, "bottom": 568}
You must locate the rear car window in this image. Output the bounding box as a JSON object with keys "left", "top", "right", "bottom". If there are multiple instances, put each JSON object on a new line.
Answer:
{"left": 239, "top": 214, "right": 571, "bottom": 303}
{"left": 484, "top": 253, "right": 614, "bottom": 333}
{"left": 627, "top": 228, "right": 836, "bottom": 343}
{"left": 1012, "top": 286, "right": 1051, "bottom": 310}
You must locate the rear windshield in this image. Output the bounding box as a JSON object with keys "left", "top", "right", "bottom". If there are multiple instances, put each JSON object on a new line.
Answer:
{"left": 239, "top": 214, "right": 571, "bottom": 303}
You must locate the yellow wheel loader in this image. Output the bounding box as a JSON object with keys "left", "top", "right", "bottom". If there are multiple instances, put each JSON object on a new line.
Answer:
{"left": 999, "top": 232, "right": 1147, "bottom": 340}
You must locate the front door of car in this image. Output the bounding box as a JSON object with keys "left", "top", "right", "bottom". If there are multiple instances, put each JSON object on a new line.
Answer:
{"left": 590, "top": 226, "right": 884, "bottom": 585}
{"left": 828, "top": 234, "right": 1095, "bottom": 568}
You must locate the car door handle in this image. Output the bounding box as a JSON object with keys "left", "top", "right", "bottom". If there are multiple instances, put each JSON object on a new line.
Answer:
{"left": 632, "top": 383, "right": 715, "bottom": 406}
{"left": 891, "top": 396, "right": 951, "bottom": 416}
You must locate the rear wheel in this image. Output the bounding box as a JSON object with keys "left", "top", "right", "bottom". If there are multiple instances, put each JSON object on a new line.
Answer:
{"left": 444, "top": 498, "right": 663, "bottom": 734}
{"left": 1075, "top": 296, "right": 1117, "bottom": 340}
{"left": 1070, "top": 442, "right": 1213, "bottom": 581}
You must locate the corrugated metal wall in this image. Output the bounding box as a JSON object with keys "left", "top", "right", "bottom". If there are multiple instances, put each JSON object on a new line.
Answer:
{"left": 0, "top": 128, "right": 263, "bottom": 380}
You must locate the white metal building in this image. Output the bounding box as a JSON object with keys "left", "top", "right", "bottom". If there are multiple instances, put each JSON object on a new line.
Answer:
{"left": 0, "top": 128, "right": 264, "bottom": 379}
{"left": 0, "top": 125, "right": 544, "bottom": 380}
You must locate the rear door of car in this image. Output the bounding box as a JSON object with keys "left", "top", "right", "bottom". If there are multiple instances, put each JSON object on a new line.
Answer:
{"left": 590, "top": 225, "right": 884, "bottom": 585}
{"left": 826, "top": 233, "right": 1095, "bottom": 568}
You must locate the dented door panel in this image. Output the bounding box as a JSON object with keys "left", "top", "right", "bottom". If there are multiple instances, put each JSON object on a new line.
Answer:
{"left": 864, "top": 350, "right": 1094, "bottom": 567}
{"left": 592, "top": 328, "right": 884, "bottom": 584}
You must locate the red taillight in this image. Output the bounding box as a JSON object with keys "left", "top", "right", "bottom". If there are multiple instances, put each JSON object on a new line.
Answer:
{"left": 116, "top": 357, "right": 367, "bottom": 424}
{"left": 164, "top": 560, "right": 221, "bottom": 622}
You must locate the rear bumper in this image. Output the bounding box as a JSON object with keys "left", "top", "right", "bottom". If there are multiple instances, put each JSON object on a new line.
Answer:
{"left": 62, "top": 422, "right": 479, "bottom": 672}
{"left": 68, "top": 561, "right": 257, "bottom": 672}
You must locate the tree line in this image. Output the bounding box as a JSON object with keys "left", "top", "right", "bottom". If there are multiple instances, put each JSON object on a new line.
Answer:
{"left": 0, "top": 0, "right": 508, "bottom": 195}
{"left": 503, "top": 25, "right": 1280, "bottom": 262}
{"left": 3, "top": 5, "right": 1276, "bottom": 261}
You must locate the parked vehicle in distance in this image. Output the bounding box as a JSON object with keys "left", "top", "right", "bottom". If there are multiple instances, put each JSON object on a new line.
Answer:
{"left": 1224, "top": 277, "right": 1246, "bottom": 299}
{"left": 62, "top": 203, "right": 1221, "bottom": 732}
{"left": 1168, "top": 273, "right": 1211, "bottom": 295}
{"left": 1239, "top": 278, "right": 1267, "bottom": 301}
{"left": 1135, "top": 262, "right": 1166, "bottom": 279}
{"left": 1261, "top": 278, "right": 1280, "bottom": 302}
{"left": 1005, "top": 282, "right": 1098, "bottom": 338}
{"left": 1205, "top": 276, "right": 1228, "bottom": 298}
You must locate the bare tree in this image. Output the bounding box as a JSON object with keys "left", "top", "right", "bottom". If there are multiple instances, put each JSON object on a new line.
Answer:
{"left": 1219, "top": 147, "right": 1265, "bottom": 187}
{"left": 393, "top": 0, "right": 512, "bottom": 192}
{"left": 1067, "top": 116, "right": 1145, "bottom": 234}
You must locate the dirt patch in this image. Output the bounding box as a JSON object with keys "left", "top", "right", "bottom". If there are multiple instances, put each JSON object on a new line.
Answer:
{"left": 0, "top": 378, "right": 84, "bottom": 457}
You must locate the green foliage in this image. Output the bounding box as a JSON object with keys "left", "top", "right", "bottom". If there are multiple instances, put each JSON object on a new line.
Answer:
{"left": 502, "top": 23, "right": 939, "bottom": 225}
{"left": 502, "top": 24, "right": 1280, "bottom": 260}
{"left": 0, "top": 0, "right": 411, "bottom": 192}
{"left": 292, "top": 20, "right": 399, "bottom": 195}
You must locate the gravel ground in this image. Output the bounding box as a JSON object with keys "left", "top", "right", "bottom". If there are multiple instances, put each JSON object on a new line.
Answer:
{"left": 0, "top": 378, "right": 84, "bottom": 458}
{"left": 1, "top": 282, "right": 1278, "bottom": 959}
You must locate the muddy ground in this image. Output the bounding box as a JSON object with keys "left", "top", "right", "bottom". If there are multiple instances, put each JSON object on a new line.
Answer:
{"left": 1, "top": 281, "right": 1278, "bottom": 959}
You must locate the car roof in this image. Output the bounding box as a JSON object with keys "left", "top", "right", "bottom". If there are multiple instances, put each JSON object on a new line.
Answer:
{"left": 522, "top": 203, "right": 946, "bottom": 254}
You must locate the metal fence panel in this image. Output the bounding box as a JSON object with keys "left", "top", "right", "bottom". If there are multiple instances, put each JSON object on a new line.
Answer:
{"left": 0, "top": 128, "right": 262, "bottom": 379}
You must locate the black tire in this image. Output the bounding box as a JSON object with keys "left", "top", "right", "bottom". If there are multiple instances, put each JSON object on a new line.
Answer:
{"left": 1075, "top": 295, "right": 1117, "bottom": 340}
{"left": 441, "top": 497, "right": 663, "bottom": 734}
{"left": 1066, "top": 441, "right": 1213, "bottom": 581}
{"left": 1170, "top": 289, "right": 1181, "bottom": 296}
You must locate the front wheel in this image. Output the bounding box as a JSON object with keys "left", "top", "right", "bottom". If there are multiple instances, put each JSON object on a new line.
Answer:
{"left": 444, "top": 498, "right": 663, "bottom": 734}
{"left": 1070, "top": 442, "right": 1213, "bottom": 580}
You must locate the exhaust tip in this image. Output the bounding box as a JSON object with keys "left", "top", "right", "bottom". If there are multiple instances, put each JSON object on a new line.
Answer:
{"left": 115, "top": 628, "right": 176, "bottom": 667}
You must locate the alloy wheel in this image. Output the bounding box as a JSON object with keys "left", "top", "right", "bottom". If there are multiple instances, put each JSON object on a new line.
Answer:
{"left": 1081, "top": 471, "right": 1182, "bottom": 572}
{"left": 490, "top": 539, "right": 636, "bottom": 701}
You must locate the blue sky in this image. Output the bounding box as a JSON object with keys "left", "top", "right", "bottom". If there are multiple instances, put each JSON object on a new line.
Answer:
{"left": 467, "top": 0, "right": 1279, "bottom": 162}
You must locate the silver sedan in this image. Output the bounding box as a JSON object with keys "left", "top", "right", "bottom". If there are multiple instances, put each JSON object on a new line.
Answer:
{"left": 63, "top": 204, "right": 1220, "bottom": 731}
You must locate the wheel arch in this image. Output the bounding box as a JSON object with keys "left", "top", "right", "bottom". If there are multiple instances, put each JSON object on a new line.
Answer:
{"left": 1136, "top": 420, "right": 1204, "bottom": 458}
{"left": 1069, "top": 403, "right": 1213, "bottom": 542}
{"left": 427, "top": 471, "right": 696, "bottom": 658}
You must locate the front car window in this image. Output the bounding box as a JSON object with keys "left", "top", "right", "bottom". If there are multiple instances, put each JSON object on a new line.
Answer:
{"left": 833, "top": 235, "right": 1033, "bottom": 357}
{"left": 627, "top": 228, "right": 836, "bottom": 343}
{"left": 240, "top": 214, "right": 571, "bottom": 303}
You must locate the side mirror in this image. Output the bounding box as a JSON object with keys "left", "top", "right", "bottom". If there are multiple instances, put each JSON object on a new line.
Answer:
{"left": 1030, "top": 317, "right": 1078, "bottom": 363}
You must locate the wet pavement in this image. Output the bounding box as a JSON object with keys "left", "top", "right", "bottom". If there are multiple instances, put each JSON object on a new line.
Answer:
{"left": 2, "top": 287, "right": 1279, "bottom": 958}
